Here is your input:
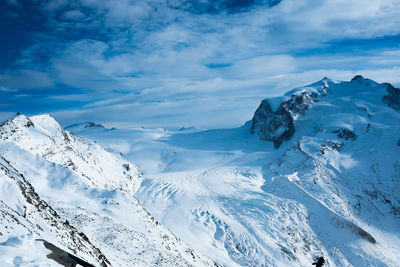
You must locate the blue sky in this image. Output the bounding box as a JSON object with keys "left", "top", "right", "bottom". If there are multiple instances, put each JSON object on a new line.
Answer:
{"left": 1, "top": 0, "right": 400, "bottom": 128}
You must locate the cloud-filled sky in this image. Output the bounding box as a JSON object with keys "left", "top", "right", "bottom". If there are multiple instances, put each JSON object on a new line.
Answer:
{"left": 1, "top": 0, "right": 400, "bottom": 128}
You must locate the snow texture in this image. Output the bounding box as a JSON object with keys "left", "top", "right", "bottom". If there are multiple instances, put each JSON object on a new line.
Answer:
{"left": 0, "top": 234, "right": 62, "bottom": 267}
{"left": 1, "top": 75, "right": 400, "bottom": 266}
{"left": 70, "top": 75, "right": 400, "bottom": 266}
{"left": 0, "top": 115, "right": 214, "bottom": 266}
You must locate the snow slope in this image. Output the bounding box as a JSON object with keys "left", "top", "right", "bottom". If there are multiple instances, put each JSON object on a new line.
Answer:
{"left": 0, "top": 148, "right": 111, "bottom": 266}
{"left": 0, "top": 114, "right": 141, "bottom": 195}
{"left": 0, "top": 115, "right": 215, "bottom": 266}
{"left": 69, "top": 76, "right": 400, "bottom": 266}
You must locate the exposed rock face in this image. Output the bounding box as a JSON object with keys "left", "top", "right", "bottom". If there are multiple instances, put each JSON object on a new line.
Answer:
{"left": 84, "top": 122, "right": 104, "bottom": 128}
{"left": 351, "top": 75, "right": 365, "bottom": 82}
{"left": 282, "top": 90, "right": 320, "bottom": 118}
{"left": 251, "top": 79, "right": 329, "bottom": 148}
{"left": 332, "top": 128, "right": 357, "bottom": 141}
{"left": 382, "top": 83, "right": 400, "bottom": 111}
{"left": 250, "top": 100, "right": 295, "bottom": 148}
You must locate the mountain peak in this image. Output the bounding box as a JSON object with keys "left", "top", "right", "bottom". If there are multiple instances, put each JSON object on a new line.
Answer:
{"left": 29, "top": 113, "right": 60, "bottom": 127}
{"left": 66, "top": 121, "right": 109, "bottom": 131}
{"left": 0, "top": 113, "right": 142, "bottom": 195}
{"left": 1, "top": 113, "right": 60, "bottom": 130}
{"left": 252, "top": 77, "right": 330, "bottom": 148}
{"left": 349, "top": 75, "right": 377, "bottom": 86}
{"left": 2, "top": 114, "right": 33, "bottom": 128}
{"left": 351, "top": 74, "right": 365, "bottom": 81}
{"left": 250, "top": 75, "right": 395, "bottom": 148}
{"left": 321, "top": 76, "right": 330, "bottom": 85}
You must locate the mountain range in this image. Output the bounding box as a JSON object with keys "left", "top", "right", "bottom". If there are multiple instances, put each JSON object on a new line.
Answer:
{"left": 1, "top": 75, "right": 399, "bottom": 266}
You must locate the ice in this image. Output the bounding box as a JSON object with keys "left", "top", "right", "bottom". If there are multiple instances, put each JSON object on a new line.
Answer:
{"left": 1, "top": 76, "right": 400, "bottom": 266}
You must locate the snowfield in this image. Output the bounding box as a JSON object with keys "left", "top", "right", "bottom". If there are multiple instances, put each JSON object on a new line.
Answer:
{"left": 0, "top": 115, "right": 214, "bottom": 266}
{"left": 1, "top": 75, "right": 400, "bottom": 266}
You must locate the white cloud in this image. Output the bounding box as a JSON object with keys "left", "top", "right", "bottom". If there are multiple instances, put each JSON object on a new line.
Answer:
{"left": 2, "top": 0, "right": 400, "bottom": 128}
{"left": 42, "top": 0, "right": 69, "bottom": 12}
{"left": 61, "top": 10, "right": 86, "bottom": 21}
{"left": 0, "top": 70, "right": 53, "bottom": 89}
{"left": 271, "top": 0, "right": 400, "bottom": 39}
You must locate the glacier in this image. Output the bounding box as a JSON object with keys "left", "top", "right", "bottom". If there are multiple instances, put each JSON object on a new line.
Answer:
{"left": 1, "top": 75, "right": 400, "bottom": 266}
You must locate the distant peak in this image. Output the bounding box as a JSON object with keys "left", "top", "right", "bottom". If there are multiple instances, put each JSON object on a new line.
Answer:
{"left": 8, "top": 113, "right": 28, "bottom": 122}
{"left": 349, "top": 75, "right": 379, "bottom": 87}
{"left": 65, "top": 122, "right": 107, "bottom": 131}
{"left": 9, "top": 112, "right": 25, "bottom": 120}
{"left": 321, "top": 77, "right": 331, "bottom": 87}
{"left": 31, "top": 113, "right": 53, "bottom": 119}
{"left": 0, "top": 113, "right": 36, "bottom": 129}
{"left": 30, "top": 114, "right": 60, "bottom": 125}
{"left": 85, "top": 122, "right": 105, "bottom": 129}
{"left": 351, "top": 75, "right": 365, "bottom": 82}
{"left": 7, "top": 113, "right": 64, "bottom": 132}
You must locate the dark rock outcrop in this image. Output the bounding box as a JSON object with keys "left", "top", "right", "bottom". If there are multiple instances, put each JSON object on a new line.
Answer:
{"left": 332, "top": 129, "right": 357, "bottom": 141}
{"left": 84, "top": 122, "right": 105, "bottom": 129}
{"left": 326, "top": 141, "right": 344, "bottom": 152}
{"left": 25, "top": 119, "right": 34, "bottom": 128}
{"left": 251, "top": 80, "right": 329, "bottom": 148}
{"left": 351, "top": 75, "right": 365, "bottom": 82}
{"left": 250, "top": 100, "right": 295, "bottom": 148}
{"left": 382, "top": 83, "right": 400, "bottom": 111}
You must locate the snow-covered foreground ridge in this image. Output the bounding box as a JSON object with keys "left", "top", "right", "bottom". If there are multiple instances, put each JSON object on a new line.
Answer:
{"left": 0, "top": 114, "right": 215, "bottom": 266}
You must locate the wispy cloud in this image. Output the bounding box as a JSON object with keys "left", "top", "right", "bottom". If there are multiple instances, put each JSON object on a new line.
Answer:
{"left": 0, "top": 70, "right": 53, "bottom": 89}
{"left": 0, "top": 0, "right": 399, "bottom": 127}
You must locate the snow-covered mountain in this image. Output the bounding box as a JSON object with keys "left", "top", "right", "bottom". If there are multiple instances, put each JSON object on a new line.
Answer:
{"left": 0, "top": 114, "right": 215, "bottom": 266}
{"left": 0, "top": 114, "right": 141, "bottom": 195}
{"left": 67, "top": 75, "right": 400, "bottom": 266}
{"left": 1, "top": 76, "right": 399, "bottom": 266}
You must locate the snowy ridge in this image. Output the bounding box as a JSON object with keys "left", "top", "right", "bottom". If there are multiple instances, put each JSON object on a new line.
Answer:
{"left": 0, "top": 115, "right": 215, "bottom": 266}
{"left": 0, "top": 114, "right": 141, "bottom": 195}
{"left": 66, "top": 122, "right": 115, "bottom": 131}
{"left": 0, "top": 154, "right": 111, "bottom": 266}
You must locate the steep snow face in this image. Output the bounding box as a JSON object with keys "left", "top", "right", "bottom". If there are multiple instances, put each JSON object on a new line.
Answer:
{"left": 254, "top": 76, "right": 400, "bottom": 265}
{"left": 71, "top": 76, "right": 400, "bottom": 267}
{"left": 0, "top": 154, "right": 111, "bottom": 266}
{"left": 0, "top": 114, "right": 141, "bottom": 195}
{"left": 0, "top": 115, "right": 215, "bottom": 266}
